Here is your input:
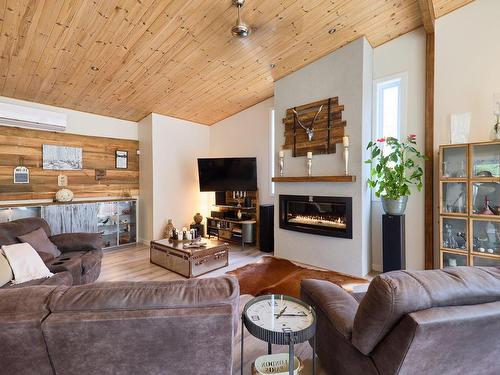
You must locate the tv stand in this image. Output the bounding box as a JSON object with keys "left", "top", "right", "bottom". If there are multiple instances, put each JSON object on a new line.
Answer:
{"left": 207, "top": 217, "right": 256, "bottom": 248}
{"left": 208, "top": 191, "right": 259, "bottom": 248}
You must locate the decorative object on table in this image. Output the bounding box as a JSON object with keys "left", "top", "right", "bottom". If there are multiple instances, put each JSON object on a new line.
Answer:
{"left": 244, "top": 196, "right": 252, "bottom": 207}
{"left": 13, "top": 166, "right": 29, "bottom": 184}
{"left": 190, "top": 223, "right": 205, "bottom": 238}
{"left": 241, "top": 294, "right": 317, "bottom": 375}
{"left": 115, "top": 150, "right": 128, "bottom": 169}
{"left": 237, "top": 209, "right": 242, "bottom": 220}
{"left": 193, "top": 212, "right": 203, "bottom": 224}
{"left": 57, "top": 174, "right": 68, "bottom": 187}
{"left": 342, "top": 135, "right": 349, "bottom": 176}
{"left": 55, "top": 188, "right": 74, "bottom": 202}
{"left": 95, "top": 168, "right": 106, "bottom": 181}
{"left": 282, "top": 97, "right": 346, "bottom": 157}
{"left": 444, "top": 223, "right": 458, "bottom": 249}
{"left": 279, "top": 150, "right": 285, "bottom": 176}
{"left": 306, "top": 151, "right": 312, "bottom": 177}
{"left": 254, "top": 353, "right": 302, "bottom": 375}
{"left": 164, "top": 219, "right": 174, "bottom": 239}
{"left": 366, "top": 135, "right": 426, "bottom": 215}
{"left": 182, "top": 237, "right": 208, "bottom": 249}
{"left": 450, "top": 112, "right": 471, "bottom": 144}
{"left": 43, "top": 144, "right": 82, "bottom": 170}
{"left": 292, "top": 104, "right": 323, "bottom": 142}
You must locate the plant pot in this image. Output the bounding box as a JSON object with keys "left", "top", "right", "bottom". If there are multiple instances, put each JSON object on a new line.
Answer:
{"left": 381, "top": 196, "right": 408, "bottom": 215}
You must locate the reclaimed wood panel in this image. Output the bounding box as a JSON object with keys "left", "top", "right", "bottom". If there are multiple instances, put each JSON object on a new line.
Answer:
{"left": 282, "top": 97, "right": 346, "bottom": 157}
{"left": 0, "top": 125, "right": 139, "bottom": 201}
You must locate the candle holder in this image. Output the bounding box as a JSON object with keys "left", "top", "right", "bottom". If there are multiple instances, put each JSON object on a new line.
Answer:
{"left": 307, "top": 152, "right": 313, "bottom": 177}
{"left": 343, "top": 136, "right": 350, "bottom": 176}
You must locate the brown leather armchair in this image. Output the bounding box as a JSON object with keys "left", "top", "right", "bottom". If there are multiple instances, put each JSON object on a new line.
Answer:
{"left": 301, "top": 266, "right": 500, "bottom": 375}
{"left": 0, "top": 217, "right": 103, "bottom": 287}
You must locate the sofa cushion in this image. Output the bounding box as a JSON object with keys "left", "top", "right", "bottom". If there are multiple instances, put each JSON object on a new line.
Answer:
{"left": 1, "top": 243, "right": 54, "bottom": 284}
{"left": 2, "top": 271, "right": 73, "bottom": 289}
{"left": 0, "top": 253, "right": 13, "bottom": 287}
{"left": 59, "top": 250, "right": 102, "bottom": 273}
{"left": 18, "top": 227, "right": 61, "bottom": 258}
{"left": 0, "top": 218, "right": 51, "bottom": 246}
{"left": 352, "top": 266, "right": 500, "bottom": 355}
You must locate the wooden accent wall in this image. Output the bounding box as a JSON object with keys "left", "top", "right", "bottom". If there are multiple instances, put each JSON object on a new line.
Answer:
{"left": 0, "top": 126, "right": 139, "bottom": 201}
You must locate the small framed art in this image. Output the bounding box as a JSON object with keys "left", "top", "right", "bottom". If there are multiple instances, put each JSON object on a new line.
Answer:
{"left": 115, "top": 150, "right": 128, "bottom": 169}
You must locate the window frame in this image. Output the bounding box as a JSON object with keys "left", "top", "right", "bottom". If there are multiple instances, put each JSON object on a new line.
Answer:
{"left": 371, "top": 72, "right": 408, "bottom": 201}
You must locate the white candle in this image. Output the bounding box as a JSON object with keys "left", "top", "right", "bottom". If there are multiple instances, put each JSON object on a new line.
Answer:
{"left": 279, "top": 150, "right": 284, "bottom": 158}
{"left": 343, "top": 136, "right": 349, "bottom": 147}
{"left": 307, "top": 151, "right": 312, "bottom": 159}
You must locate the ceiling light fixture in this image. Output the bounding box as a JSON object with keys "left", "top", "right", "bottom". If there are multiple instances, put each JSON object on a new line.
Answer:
{"left": 270, "top": 63, "right": 276, "bottom": 69}
{"left": 90, "top": 66, "right": 99, "bottom": 71}
{"left": 328, "top": 28, "right": 337, "bottom": 34}
{"left": 231, "top": 0, "right": 251, "bottom": 38}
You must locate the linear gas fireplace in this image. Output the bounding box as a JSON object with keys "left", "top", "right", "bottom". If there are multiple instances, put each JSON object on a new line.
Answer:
{"left": 279, "top": 195, "right": 352, "bottom": 239}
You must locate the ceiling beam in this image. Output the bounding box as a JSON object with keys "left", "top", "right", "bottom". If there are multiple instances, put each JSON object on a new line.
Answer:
{"left": 418, "top": 0, "right": 436, "bottom": 33}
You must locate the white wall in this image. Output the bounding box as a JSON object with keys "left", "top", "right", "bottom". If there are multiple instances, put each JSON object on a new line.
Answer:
{"left": 0, "top": 95, "right": 138, "bottom": 140}
{"left": 210, "top": 97, "right": 274, "bottom": 204}
{"left": 138, "top": 113, "right": 210, "bottom": 241}
{"left": 371, "top": 28, "right": 427, "bottom": 271}
{"left": 273, "top": 37, "right": 373, "bottom": 277}
{"left": 138, "top": 114, "right": 154, "bottom": 242}
{"left": 435, "top": 0, "right": 499, "bottom": 144}
{"left": 434, "top": 0, "right": 495, "bottom": 264}
{"left": 151, "top": 114, "right": 210, "bottom": 239}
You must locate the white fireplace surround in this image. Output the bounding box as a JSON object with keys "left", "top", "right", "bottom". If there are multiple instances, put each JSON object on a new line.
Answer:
{"left": 273, "top": 37, "right": 373, "bottom": 277}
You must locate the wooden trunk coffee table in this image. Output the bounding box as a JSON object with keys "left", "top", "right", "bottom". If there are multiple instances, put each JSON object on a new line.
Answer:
{"left": 150, "top": 238, "right": 229, "bottom": 278}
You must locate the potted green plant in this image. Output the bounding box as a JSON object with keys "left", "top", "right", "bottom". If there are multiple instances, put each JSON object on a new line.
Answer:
{"left": 365, "top": 135, "right": 426, "bottom": 215}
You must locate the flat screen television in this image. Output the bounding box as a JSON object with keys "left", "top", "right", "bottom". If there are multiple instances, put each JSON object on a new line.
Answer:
{"left": 197, "top": 157, "right": 257, "bottom": 192}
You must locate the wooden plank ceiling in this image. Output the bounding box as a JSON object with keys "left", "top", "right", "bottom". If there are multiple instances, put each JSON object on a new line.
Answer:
{"left": 0, "top": 0, "right": 473, "bottom": 125}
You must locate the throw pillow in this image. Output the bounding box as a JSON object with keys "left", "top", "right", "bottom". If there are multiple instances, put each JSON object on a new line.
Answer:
{"left": 18, "top": 227, "right": 61, "bottom": 257}
{"left": 1, "top": 243, "right": 54, "bottom": 284}
{"left": 0, "top": 253, "right": 13, "bottom": 287}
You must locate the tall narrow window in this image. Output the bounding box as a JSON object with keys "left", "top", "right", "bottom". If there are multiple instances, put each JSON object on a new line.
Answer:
{"left": 374, "top": 74, "right": 407, "bottom": 154}
{"left": 269, "top": 109, "right": 275, "bottom": 196}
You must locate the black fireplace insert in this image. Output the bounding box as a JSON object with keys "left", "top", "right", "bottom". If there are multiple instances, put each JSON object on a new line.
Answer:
{"left": 279, "top": 195, "right": 352, "bottom": 239}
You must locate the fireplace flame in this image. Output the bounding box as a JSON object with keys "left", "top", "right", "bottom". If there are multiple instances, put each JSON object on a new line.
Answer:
{"left": 288, "top": 214, "right": 346, "bottom": 229}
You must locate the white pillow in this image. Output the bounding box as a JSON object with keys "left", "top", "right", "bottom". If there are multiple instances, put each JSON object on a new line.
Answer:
{"left": 1, "top": 243, "right": 53, "bottom": 284}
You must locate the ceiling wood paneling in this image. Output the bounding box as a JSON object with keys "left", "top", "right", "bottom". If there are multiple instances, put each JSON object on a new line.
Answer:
{"left": 0, "top": 0, "right": 474, "bottom": 125}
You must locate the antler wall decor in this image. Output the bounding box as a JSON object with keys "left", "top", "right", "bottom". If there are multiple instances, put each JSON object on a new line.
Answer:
{"left": 282, "top": 97, "right": 346, "bottom": 157}
{"left": 292, "top": 105, "right": 323, "bottom": 141}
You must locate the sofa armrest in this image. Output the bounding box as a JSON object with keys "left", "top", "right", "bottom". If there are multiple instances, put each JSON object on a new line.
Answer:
{"left": 301, "top": 279, "right": 359, "bottom": 339}
{"left": 49, "top": 233, "right": 103, "bottom": 253}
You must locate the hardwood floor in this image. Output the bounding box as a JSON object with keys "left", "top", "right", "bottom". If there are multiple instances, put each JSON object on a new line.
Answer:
{"left": 98, "top": 243, "right": 328, "bottom": 375}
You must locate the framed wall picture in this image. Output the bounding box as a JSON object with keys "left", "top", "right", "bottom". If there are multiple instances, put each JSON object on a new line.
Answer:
{"left": 115, "top": 150, "right": 128, "bottom": 169}
{"left": 42, "top": 144, "right": 83, "bottom": 170}
{"left": 13, "top": 166, "right": 29, "bottom": 184}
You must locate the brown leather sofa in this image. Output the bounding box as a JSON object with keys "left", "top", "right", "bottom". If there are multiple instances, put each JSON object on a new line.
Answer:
{"left": 301, "top": 266, "right": 500, "bottom": 375}
{"left": 0, "top": 276, "right": 239, "bottom": 375}
{"left": 0, "top": 217, "right": 103, "bottom": 287}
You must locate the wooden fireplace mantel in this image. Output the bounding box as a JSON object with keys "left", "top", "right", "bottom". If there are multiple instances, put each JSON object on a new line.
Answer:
{"left": 271, "top": 175, "right": 356, "bottom": 183}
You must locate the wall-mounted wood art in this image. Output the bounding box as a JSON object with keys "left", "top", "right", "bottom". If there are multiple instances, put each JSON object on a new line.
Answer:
{"left": 282, "top": 97, "right": 346, "bottom": 157}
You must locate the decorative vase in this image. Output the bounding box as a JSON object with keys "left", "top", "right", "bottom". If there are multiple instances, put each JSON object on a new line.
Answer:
{"left": 55, "top": 188, "right": 74, "bottom": 202}
{"left": 193, "top": 212, "right": 203, "bottom": 224}
{"left": 164, "top": 219, "right": 174, "bottom": 239}
{"left": 381, "top": 196, "right": 408, "bottom": 215}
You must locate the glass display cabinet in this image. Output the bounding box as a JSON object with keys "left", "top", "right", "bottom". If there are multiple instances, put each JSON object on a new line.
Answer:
{"left": 439, "top": 141, "right": 500, "bottom": 268}
{"left": 0, "top": 200, "right": 137, "bottom": 250}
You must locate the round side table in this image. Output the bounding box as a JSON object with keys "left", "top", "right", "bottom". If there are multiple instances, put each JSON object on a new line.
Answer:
{"left": 241, "top": 294, "right": 317, "bottom": 375}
